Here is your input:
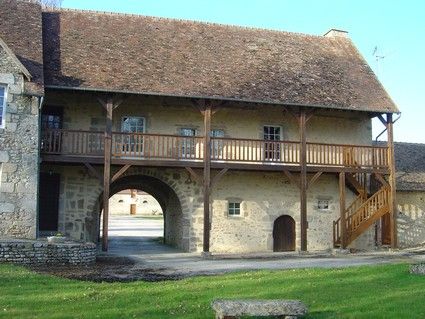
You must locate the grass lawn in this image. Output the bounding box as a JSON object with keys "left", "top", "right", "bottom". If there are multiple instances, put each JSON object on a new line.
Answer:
{"left": 0, "top": 263, "right": 424, "bottom": 318}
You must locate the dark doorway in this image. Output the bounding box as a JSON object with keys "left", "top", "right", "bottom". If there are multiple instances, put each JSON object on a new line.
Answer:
{"left": 39, "top": 172, "right": 60, "bottom": 232}
{"left": 273, "top": 215, "right": 296, "bottom": 252}
{"left": 381, "top": 213, "right": 391, "bottom": 245}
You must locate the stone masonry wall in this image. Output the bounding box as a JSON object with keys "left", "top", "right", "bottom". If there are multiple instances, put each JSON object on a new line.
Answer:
{"left": 0, "top": 239, "right": 96, "bottom": 265}
{"left": 0, "top": 48, "right": 39, "bottom": 239}
{"left": 397, "top": 191, "right": 425, "bottom": 248}
{"left": 39, "top": 91, "right": 376, "bottom": 253}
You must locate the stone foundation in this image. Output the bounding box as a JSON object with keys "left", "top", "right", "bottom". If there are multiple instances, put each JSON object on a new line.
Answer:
{"left": 0, "top": 239, "right": 96, "bottom": 265}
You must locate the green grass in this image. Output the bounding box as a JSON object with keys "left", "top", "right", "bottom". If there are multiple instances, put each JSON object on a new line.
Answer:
{"left": 0, "top": 263, "right": 424, "bottom": 318}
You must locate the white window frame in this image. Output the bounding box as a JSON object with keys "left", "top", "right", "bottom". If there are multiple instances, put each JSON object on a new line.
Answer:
{"left": 179, "top": 127, "right": 197, "bottom": 158}
{"left": 0, "top": 84, "right": 7, "bottom": 129}
{"left": 120, "top": 116, "right": 146, "bottom": 155}
{"left": 228, "top": 201, "right": 242, "bottom": 217}
{"left": 263, "top": 125, "right": 282, "bottom": 161}
{"left": 317, "top": 199, "right": 330, "bottom": 210}
{"left": 121, "top": 116, "right": 146, "bottom": 133}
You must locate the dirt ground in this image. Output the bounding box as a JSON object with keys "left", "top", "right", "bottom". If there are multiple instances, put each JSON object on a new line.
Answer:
{"left": 29, "top": 256, "right": 184, "bottom": 283}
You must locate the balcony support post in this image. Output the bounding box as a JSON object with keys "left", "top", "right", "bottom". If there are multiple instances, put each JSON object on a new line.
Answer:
{"left": 339, "top": 171, "right": 347, "bottom": 248}
{"left": 101, "top": 97, "right": 113, "bottom": 251}
{"left": 299, "top": 109, "right": 308, "bottom": 251}
{"left": 202, "top": 101, "right": 212, "bottom": 254}
{"left": 386, "top": 113, "right": 397, "bottom": 248}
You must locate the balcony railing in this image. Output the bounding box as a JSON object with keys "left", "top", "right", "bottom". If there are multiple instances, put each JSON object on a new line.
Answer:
{"left": 41, "top": 129, "right": 389, "bottom": 169}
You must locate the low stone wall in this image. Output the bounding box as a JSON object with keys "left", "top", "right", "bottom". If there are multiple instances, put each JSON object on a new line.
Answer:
{"left": 0, "top": 239, "right": 96, "bottom": 265}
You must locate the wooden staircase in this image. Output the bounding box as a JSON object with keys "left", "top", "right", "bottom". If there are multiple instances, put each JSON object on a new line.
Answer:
{"left": 333, "top": 184, "right": 391, "bottom": 248}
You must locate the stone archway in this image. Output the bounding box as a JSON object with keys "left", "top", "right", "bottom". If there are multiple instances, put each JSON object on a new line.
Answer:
{"left": 95, "top": 174, "right": 186, "bottom": 250}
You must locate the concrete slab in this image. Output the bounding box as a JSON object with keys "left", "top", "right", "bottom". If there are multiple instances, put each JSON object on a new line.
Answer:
{"left": 100, "top": 215, "right": 422, "bottom": 277}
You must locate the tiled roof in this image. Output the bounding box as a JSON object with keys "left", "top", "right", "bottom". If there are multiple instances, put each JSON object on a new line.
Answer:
{"left": 41, "top": 8, "right": 398, "bottom": 113}
{"left": 0, "top": 0, "right": 44, "bottom": 95}
{"left": 394, "top": 142, "right": 425, "bottom": 191}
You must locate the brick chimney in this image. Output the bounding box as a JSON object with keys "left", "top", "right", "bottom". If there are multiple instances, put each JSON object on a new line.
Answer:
{"left": 323, "top": 29, "right": 349, "bottom": 38}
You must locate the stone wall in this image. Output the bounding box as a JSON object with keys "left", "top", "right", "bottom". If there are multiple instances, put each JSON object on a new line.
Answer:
{"left": 44, "top": 91, "right": 372, "bottom": 146}
{"left": 397, "top": 190, "right": 425, "bottom": 248}
{"left": 38, "top": 91, "right": 377, "bottom": 253}
{"left": 0, "top": 49, "right": 39, "bottom": 239}
{"left": 109, "top": 192, "right": 163, "bottom": 216}
{"left": 0, "top": 239, "right": 96, "bottom": 265}
{"left": 41, "top": 161, "right": 376, "bottom": 253}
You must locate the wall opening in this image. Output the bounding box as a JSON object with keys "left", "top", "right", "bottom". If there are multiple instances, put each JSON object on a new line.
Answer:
{"left": 96, "top": 174, "right": 184, "bottom": 253}
{"left": 273, "top": 215, "right": 296, "bottom": 252}
{"left": 100, "top": 189, "right": 164, "bottom": 253}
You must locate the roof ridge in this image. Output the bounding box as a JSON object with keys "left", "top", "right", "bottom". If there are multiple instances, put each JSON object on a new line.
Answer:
{"left": 43, "top": 6, "right": 329, "bottom": 40}
{"left": 395, "top": 141, "right": 425, "bottom": 146}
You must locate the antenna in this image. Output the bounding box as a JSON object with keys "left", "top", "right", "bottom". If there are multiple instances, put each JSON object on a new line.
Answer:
{"left": 372, "top": 46, "right": 395, "bottom": 78}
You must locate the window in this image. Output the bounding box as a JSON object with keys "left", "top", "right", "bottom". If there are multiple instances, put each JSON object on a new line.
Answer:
{"left": 121, "top": 117, "right": 145, "bottom": 133}
{"left": 228, "top": 202, "right": 241, "bottom": 216}
{"left": 318, "top": 199, "right": 330, "bottom": 210}
{"left": 263, "top": 126, "right": 281, "bottom": 160}
{"left": 0, "top": 85, "right": 7, "bottom": 129}
{"left": 41, "top": 107, "right": 64, "bottom": 152}
{"left": 121, "top": 117, "right": 145, "bottom": 154}
{"left": 211, "top": 129, "right": 224, "bottom": 158}
{"left": 180, "top": 128, "right": 196, "bottom": 158}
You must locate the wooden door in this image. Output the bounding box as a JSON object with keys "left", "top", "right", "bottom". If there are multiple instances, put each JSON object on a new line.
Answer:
{"left": 273, "top": 215, "right": 296, "bottom": 252}
{"left": 39, "top": 173, "right": 60, "bottom": 231}
{"left": 381, "top": 213, "right": 391, "bottom": 245}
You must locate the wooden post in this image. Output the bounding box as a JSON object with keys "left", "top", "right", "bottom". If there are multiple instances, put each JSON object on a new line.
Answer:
{"left": 102, "top": 97, "right": 113, "bottom": 252}
{"left": 387, "top": 113, "right": 397, "bottom": 248}
{"left": 339, "top": 172, "right": 346, "bottom": 248}
{"left": 130, "top": 189, "right": 137, "bottom": 215}
{"left": 203, "top": 102, "right": 212, "bottom": 253}
{"left": 299, "top": 110, "right": 308, "bottom": 251}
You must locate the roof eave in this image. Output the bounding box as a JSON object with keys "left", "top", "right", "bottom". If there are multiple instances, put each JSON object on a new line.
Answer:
{"left": 44, "top": 85, "right": 400, "bottom": 114}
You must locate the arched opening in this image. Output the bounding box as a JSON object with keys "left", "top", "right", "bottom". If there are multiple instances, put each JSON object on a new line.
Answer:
{"left": 97, "top": 174, "right": 184, "bottom": 253}
{"left": 103, "top": 189, "right": 164, "bottom": 252}
{"left": 273, "top": 215, "right": 296, "bottom": 252}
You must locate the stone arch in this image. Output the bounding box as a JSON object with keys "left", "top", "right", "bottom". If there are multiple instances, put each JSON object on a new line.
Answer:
{"left": 93, "top": 168, "right": 193, "bottom": 251}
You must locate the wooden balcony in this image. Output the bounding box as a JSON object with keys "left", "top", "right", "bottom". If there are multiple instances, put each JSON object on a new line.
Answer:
{"left": 41, "top": 129, "right": 390, "bottom": 173}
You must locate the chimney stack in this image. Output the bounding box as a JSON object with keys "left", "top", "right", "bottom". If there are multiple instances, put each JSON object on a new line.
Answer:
{"left": 323, "top": 29, "right": 349, "bottom": 38}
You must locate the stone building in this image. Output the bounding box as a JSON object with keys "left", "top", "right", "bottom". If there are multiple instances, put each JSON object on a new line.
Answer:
{"left": 1, "top": 0, "right": 420, "bottom": 255}
{"left": 394, "top": 143, "right": 425, "bottom": 248}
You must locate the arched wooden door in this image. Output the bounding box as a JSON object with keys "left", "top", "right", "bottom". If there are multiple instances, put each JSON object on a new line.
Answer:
{"left": 273, "top": 215, "right": 296, "bottom": 252}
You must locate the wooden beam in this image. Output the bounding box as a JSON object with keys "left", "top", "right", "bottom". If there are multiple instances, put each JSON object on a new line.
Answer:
{"left": 377, "top": 114, "right": 387, "bottom": 126}
{"left": 339, "top": 171, "right": 347, "bottom": 249}
{"left": 210, "top": 168, "right": 228, "bottom": 190}
{"left": 373, "top": 173, "right": 389, "bottom": 188}
{"left": 83, "top": 162, "right": 102, "bottom": 183}
{"left": 387, "top": 113, "right": 397, "bottom": 248}
{"left": 111, "top": 164, "right": 132, "bottom": 183}
{"left": 283, "top": 170, "right": 300, "bottom": 189}
{"left": 185, "top": 167, "right": 202, "bottom": 184}
{"left": 305, "top": 109, "right": 316, "bottom": 123}
{"left": 299, "top": 110, "right": 308, "bottom": 251}
{"left": 307, "top": 171, "right": 322, "bottom": 190}
{"left": 102, "top": 96, "right": 113, "bottom": 252}
{"left": 203, "top": 102, "right": 212, "bottom": 253}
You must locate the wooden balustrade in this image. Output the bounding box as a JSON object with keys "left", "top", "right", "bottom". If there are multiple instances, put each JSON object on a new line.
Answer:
{"left": 334, "top": 186, "right": 390, "bottom": 246}
{"left": 112, "top": 132, "right": 204, "bottom": 160}
{"left": 306, "top": 142, "right": 388, "bottom": 168}
{"left": 41, "top": 129, "right": 389, "bottom": 169}
{"left": 41, "top": 129, "right": 104, "bottom": 155}
{"left": 346, "top": 187, "right": 390, "bottom": 233}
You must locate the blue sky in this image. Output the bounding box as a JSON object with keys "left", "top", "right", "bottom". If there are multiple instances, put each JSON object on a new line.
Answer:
{"left": 63, "top": 0, "right": 424, "bottom": 143}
